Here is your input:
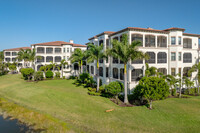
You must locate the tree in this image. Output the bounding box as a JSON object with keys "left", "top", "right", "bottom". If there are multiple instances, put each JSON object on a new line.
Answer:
{"left": 145, "top": 63, "right": 157, "bottom": 77}
{"left": 69, "top": 48, "right": 86, "bottom": 74}
{"left": 164, "top": 74, "right": 178, "bottom": 95}
{"left": 40, "top": 65, "right": 49, "bottom": 79}
{"left": 9, "top": 64, "right": 17, "bottom": 74}
{"left": 0, "top": 51, "right": 4, "bottom": 62}
{"left": 60, "top": 59, "right": 68, "bottom": 78}
{"left": 106, "top": 34, "right": 148, "bottom": 104}
{"left": 188, "top": 63, "right": 200, "bottom": 94}
{"left": 177, "top": 73, "right": 184, "bottom": 98}
{"left": 29, "top": 48, "right": 40, "bottom": 69}
{"left": 21, "top": 68, "right": 35, "bottom": 81}
{"left": 133, "top": 76, "right": 169, "bottom": 109}
{"left": 86, "top": 43, "right": 106, "bottom": 92}
{"left": 17, "top": 49, "right": 30, "bottom": 68}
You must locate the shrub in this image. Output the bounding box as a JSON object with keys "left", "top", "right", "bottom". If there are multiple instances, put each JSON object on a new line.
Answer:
{"left": 33, "top": 71, "right": 44, "bottom": 82}
{"left": 87, "top": 87, "right": 101, "bottom": 96}
{"left": 21, "top": 68, "right": 35, "bottom": 81}
{"left": 79, "top": 73, "right": 90, "bottom": 83}
{"left": 171, "top": 89, "right": 176, "bottom": 96}
{"left": 45, "top": 70, "right": 53, "bottom": 79}
{"left": 104, "top": 81, "right": 124, "bottom": 99}
{"left": 68, "top": 76, "right": 77, "bottom": 79}
{"left": 132, "top": 76, "right": 169, "bottom": 109}
{"left": 55, "top": 72, "right": 60, "bottom": 78}
{"left": 9, "top": 65, "right": 16, "bottom": 74}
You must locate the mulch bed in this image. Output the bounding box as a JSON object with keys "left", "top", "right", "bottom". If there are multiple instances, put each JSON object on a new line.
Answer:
{"left": 110, "top": 98, "right": 134, "bottom": 107}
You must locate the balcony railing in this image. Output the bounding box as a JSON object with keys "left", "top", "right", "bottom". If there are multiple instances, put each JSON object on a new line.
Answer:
{"left": 157, "top": 43, "right": 167, "bottom": 47}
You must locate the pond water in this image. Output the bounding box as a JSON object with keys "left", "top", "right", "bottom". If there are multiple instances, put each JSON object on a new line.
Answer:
{"left": 0, "top": 115, "right": 29, "bottom": 133}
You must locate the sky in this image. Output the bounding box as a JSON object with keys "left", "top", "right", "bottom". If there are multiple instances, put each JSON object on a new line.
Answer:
{"left": 0, "top": 0, "right": 200, "bottom": 51}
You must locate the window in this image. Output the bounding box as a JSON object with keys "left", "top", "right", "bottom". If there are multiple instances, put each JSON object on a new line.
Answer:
{"left": 178, "top": 52, "right": 181, "bottom": 61}
{"left": 91, "top": 66, "right": 94, "bottom": 74}
{"left": 183, "top": 67, "right": 191, "bottom": 77}
{"left": 5, "top": 52, "right": 11, "bottom": 56}
{"left": 99, "top": 40, "right": 103, "bottom": 46}
{"left": 67, "top": 48, "right": 69, "bottom": 53}
{"left": 183, "top": 38, "right": 192, "bottom": 48}
{"left": 63, "top": 48, "right": 66, "bottom": 53}
{"left": 145, "top": 35, "right": 155, "bottom": 47}
{"left": 46, "top": 48, "right": 53, "bottom": 54}
{"left": 183, "top": 53, "right": 192, "bottom": 63}
{"left": 171, "top": 68, "right": 176, "bottom": 76}
{"left": 132, "top": 34, "right": 143, "bottom": 46}
{"left": 157, "top": 36, "right": 167, "bottom": 47}
{"left": 55, "top": 48, "right": 61, "bottom": 53}
{"left": 99, "top": 58, "right": 103, "bottom": 63}
{"left": 120, "top": 60, "right": 124, "bottom": 64}
{"left": 171, "top": 37, "right": 176, "bottom": 45}
{"left": 179, "top": 68, "right": 181, "bottom": 75}
{"left": 157, "top": 52, "right": 167, "bottom": 63}
{"left": 113, "top": 57, "right": 118, "bottom": 64}
{"left": 131, "top": 69, "right": 143, "bottom": 81}
{"left": 171, "top": 52, "right": 176, "bottom": 61}
{"left": 113, "top": 68, "right": 118, "bottom": 79}
{"left": 120, "top": 68, "right": 124, "bottom": 80}
{"left": 99, "top": 67, "right": 103, "bottom": 77}
{"left": 37, "top": 56, "right": 44, "bottom": 63}
{"left": 178, "top": 37, "right": 181, "bottom": 45}
{"left": 12, "top": 52, "right": 17, "bottom": 56}
{"left": 37, "top": 47, "right": 44, "bottom": 53}
{"left": 106, "top": 67, "right": 109, "bottom": 77}
{"left": 157, "top": 68, "right": 167, "bottom": 75}
{"left": 106, "top": 39, "right": 109, "bottom": 49}
{"left": 12, "top": 58, "right": 16, "bottom": 62}
{"left": 55, "top": 56, "right": 61, "bottom": 62}
{"left": 5, "top": 58, "right": 10, "bottom": 62}
{"left": 145, "top": 52, "right": 155, "bottom": 64}
{"left": 46, "top": 56, "right": 53, "bottom": 62}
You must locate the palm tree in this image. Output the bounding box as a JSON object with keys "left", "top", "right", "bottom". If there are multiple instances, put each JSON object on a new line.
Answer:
{"left": 28, "top": 48, "right": 40, "bottom": 70}
{"left": 164, "top": 74, "right": 177, "bottom": 95}
{"left": 40, "top": 65, "right": 48, "bottom": 79}
{"left": 86, "top": 43, "right": 106, "bottom": 92}
{"left": 145, "top": 63, "right": 157, "bottom": 77}
{"left": 69, "top": 48, "right": 86, "bottom": 74}
{"left": 0, "top": 51, "right": 4, "bottom": 62}
{"left": 188, "top": 63, "right": 200, "bottom": 94}
{"left": 60, "top": 59, "right": 68, "bottom": 78}
{"left": 17, "top": 49, "right": 30, "bottom": 68}
{"left": 107, "top": 34, "right": 147, "bottom": 104}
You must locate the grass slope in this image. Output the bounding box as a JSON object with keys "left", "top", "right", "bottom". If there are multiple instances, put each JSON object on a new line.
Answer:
{"left": 0, "top": 74, "right": 200, "bottom": 133}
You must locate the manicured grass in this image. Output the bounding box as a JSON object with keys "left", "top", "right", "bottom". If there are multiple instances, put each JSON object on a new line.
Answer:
{"left": 0, "top": 74, "right": 200, "bottom": 133}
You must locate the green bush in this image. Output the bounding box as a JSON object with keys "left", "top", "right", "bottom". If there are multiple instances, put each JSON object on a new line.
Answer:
{"left": 68, "top": 76, "right": 77, "bottom": 79}
{"left": 132, "top": 76, "right": 169, "bottom": 109}
{"left": 184, "top": 88, "right": 198, "bottom": 95}
{"left": 104, "top": 81, "right": 124, "bottom": 99}
{"left": 9, "top": 65, "right": 16, "bottom": 73}
{"left": 45, "top": 70, "right": 53, "bottom": 79}
{"left": 21, "top": 68, "right": 35, "bottom": 80}
{"left": 171, "top": 89, "right": 176, "bottom": 96}
{"left": 87, "top": 87, "right": 101, "bottom": 96}
{"left": 33, "top": 71, "right": 44, "bottom": 81}
{"left": 55, "top": 72, "right": 60, "bottom": 78}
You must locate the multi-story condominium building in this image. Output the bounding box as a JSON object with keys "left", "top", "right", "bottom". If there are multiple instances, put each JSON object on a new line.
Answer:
{"left": 31, "top": 40, "right": 87, "bottom": 77}
{"left": 87, "top": 27, "right": 200, "bottom": 93}
{"left": 3, "top": 47, "right": 32, "bottom": 71}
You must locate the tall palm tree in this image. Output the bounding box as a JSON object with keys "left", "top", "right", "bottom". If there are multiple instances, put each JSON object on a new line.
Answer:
{"left": 28, "top": 48, "right": 39, "bottom": 70}
{"left": 145, "top": 63, "right": 157, "bottom": 77}
{"left": 107, "top": 34, "right": 147, "bottom": 104}
{"left": 50, "top": 61, "right": 57, "bottom": 78}
{"left": 17, "top": 49, "right": 30, "bottom": 68}
{"left": 0, "top": 51, "right": 4, "bottom": 62}
{"left": 188, "top": 63, "right": 200, "bottom": 94}
{"left": 60, "top": 59, "right": 68, "bottom": 78}
{"left": 86, "top": 43, "right": 106, "bottom": 92}
{"left": 69, "top": 48, "right": 86, "bottom": 74}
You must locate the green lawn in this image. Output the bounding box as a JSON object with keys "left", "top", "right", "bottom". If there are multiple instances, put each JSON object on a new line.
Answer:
{"left": 0, "top": 74, "right": 200, "bottom": 133}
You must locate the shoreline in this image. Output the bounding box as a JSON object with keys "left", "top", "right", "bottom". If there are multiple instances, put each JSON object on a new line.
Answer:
{"left": 0, "top": 97, "right": 69, "bottom": 132}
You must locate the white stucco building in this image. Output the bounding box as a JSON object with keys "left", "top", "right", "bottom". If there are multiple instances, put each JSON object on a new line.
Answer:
{"left": 87, "top": 27, "right": 200, "bottom": 93}
{"left": 3, "top": 47, "right": 32, "bottom": 71}
{"left": 31, "top": 40, "right": 87, "bottom": 77}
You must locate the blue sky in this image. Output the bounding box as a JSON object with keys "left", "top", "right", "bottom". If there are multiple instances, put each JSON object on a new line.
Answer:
{"left": 0, "top": 0, "right": 200, "bottom": 51}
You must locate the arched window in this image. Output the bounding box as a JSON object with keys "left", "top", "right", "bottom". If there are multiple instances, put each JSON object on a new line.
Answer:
{"left": 132, "top": 34, "right": 143, "bottom": 46}
{"left": 74, "top": 63, "right": 79, "bottom": 70}
{"left": 37, "top": 56, "right": 44, "bottom": 63}
{"left": 113, "top": 68, "right": 118, "bottom": 79}
{"left": 145, "top": 52, "right": 155, "bottom": 64}
{"left": 46, "top": 56, "right": 53, "bottom": 62}
{"left": 157, "top": 52, "right": 167, "bottom": 63}
{"left": 46, "top": 47, "right": 53, "bottom": 54}
{"left": 183, "top": 38, "right": 192, "bottom": 48}
{"left": 5, "top": 58, "right": 10, "bottom": 62}
{"left": 91, "top": 66, "right": 94, "bottom": 74}
{"left": 145, "top": 35, "right": 155, "bottom": 47}
{"left": 99, "top": 67, "right": 103, "bottom": 77}
{"left": 157, "top": 68, "right": 167, "bottom": 75}
{"left": 131, "top": 69, "right": 143, "bottom": 81}
{"left": 120, "top": 68, "right": 124, "bottom": 80}
{"left": 55, "top": 56, "right": 61, "bottom": 62}
{"left": 157, "top": 36, "right": 167, "bottom": 47}
{"left": 37, "top": 47, "right": 44, "bottom": 53}
{"left": 183, "top": 53, "right": 192, "bottom": 63}
{"left": 113, "top": 57, "right": 118, "bottom": 64}
{"left": 183, "top": 67, "right": 191, "bottom": 77}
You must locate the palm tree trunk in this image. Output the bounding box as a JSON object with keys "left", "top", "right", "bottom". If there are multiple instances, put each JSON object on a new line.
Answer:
{"left": 62, "top": 65, "right": 63, "bottom": 78}
{"left": 124, "top": 63, "right": 128, "bottom": 104}
{"left": 96, "top": 61, "right": 100, "bottom": 92}
{"left": 149, "top": 100, "right": 153, "bottom": 109}
{"left": 179, "top": 80, "right": 182, "bottom": 98}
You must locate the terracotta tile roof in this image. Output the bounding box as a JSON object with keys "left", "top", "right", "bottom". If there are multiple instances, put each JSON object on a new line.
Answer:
{"left": 183, "top": 33, "right": 200, "bottom": 37}
{"left": 88, "top": 36, "right": 97, "bottom": 40}
{"left": 31, "top": 41, "right": 86, "bottom": 47}
{"left": 163, "top": 27, "right": 185, "bottom": 31}
{"left": 4, "top": 47, "right": 31, "bottom": 51}
{"left": 89, "top": 31, "right": 115, "bottom": 40}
